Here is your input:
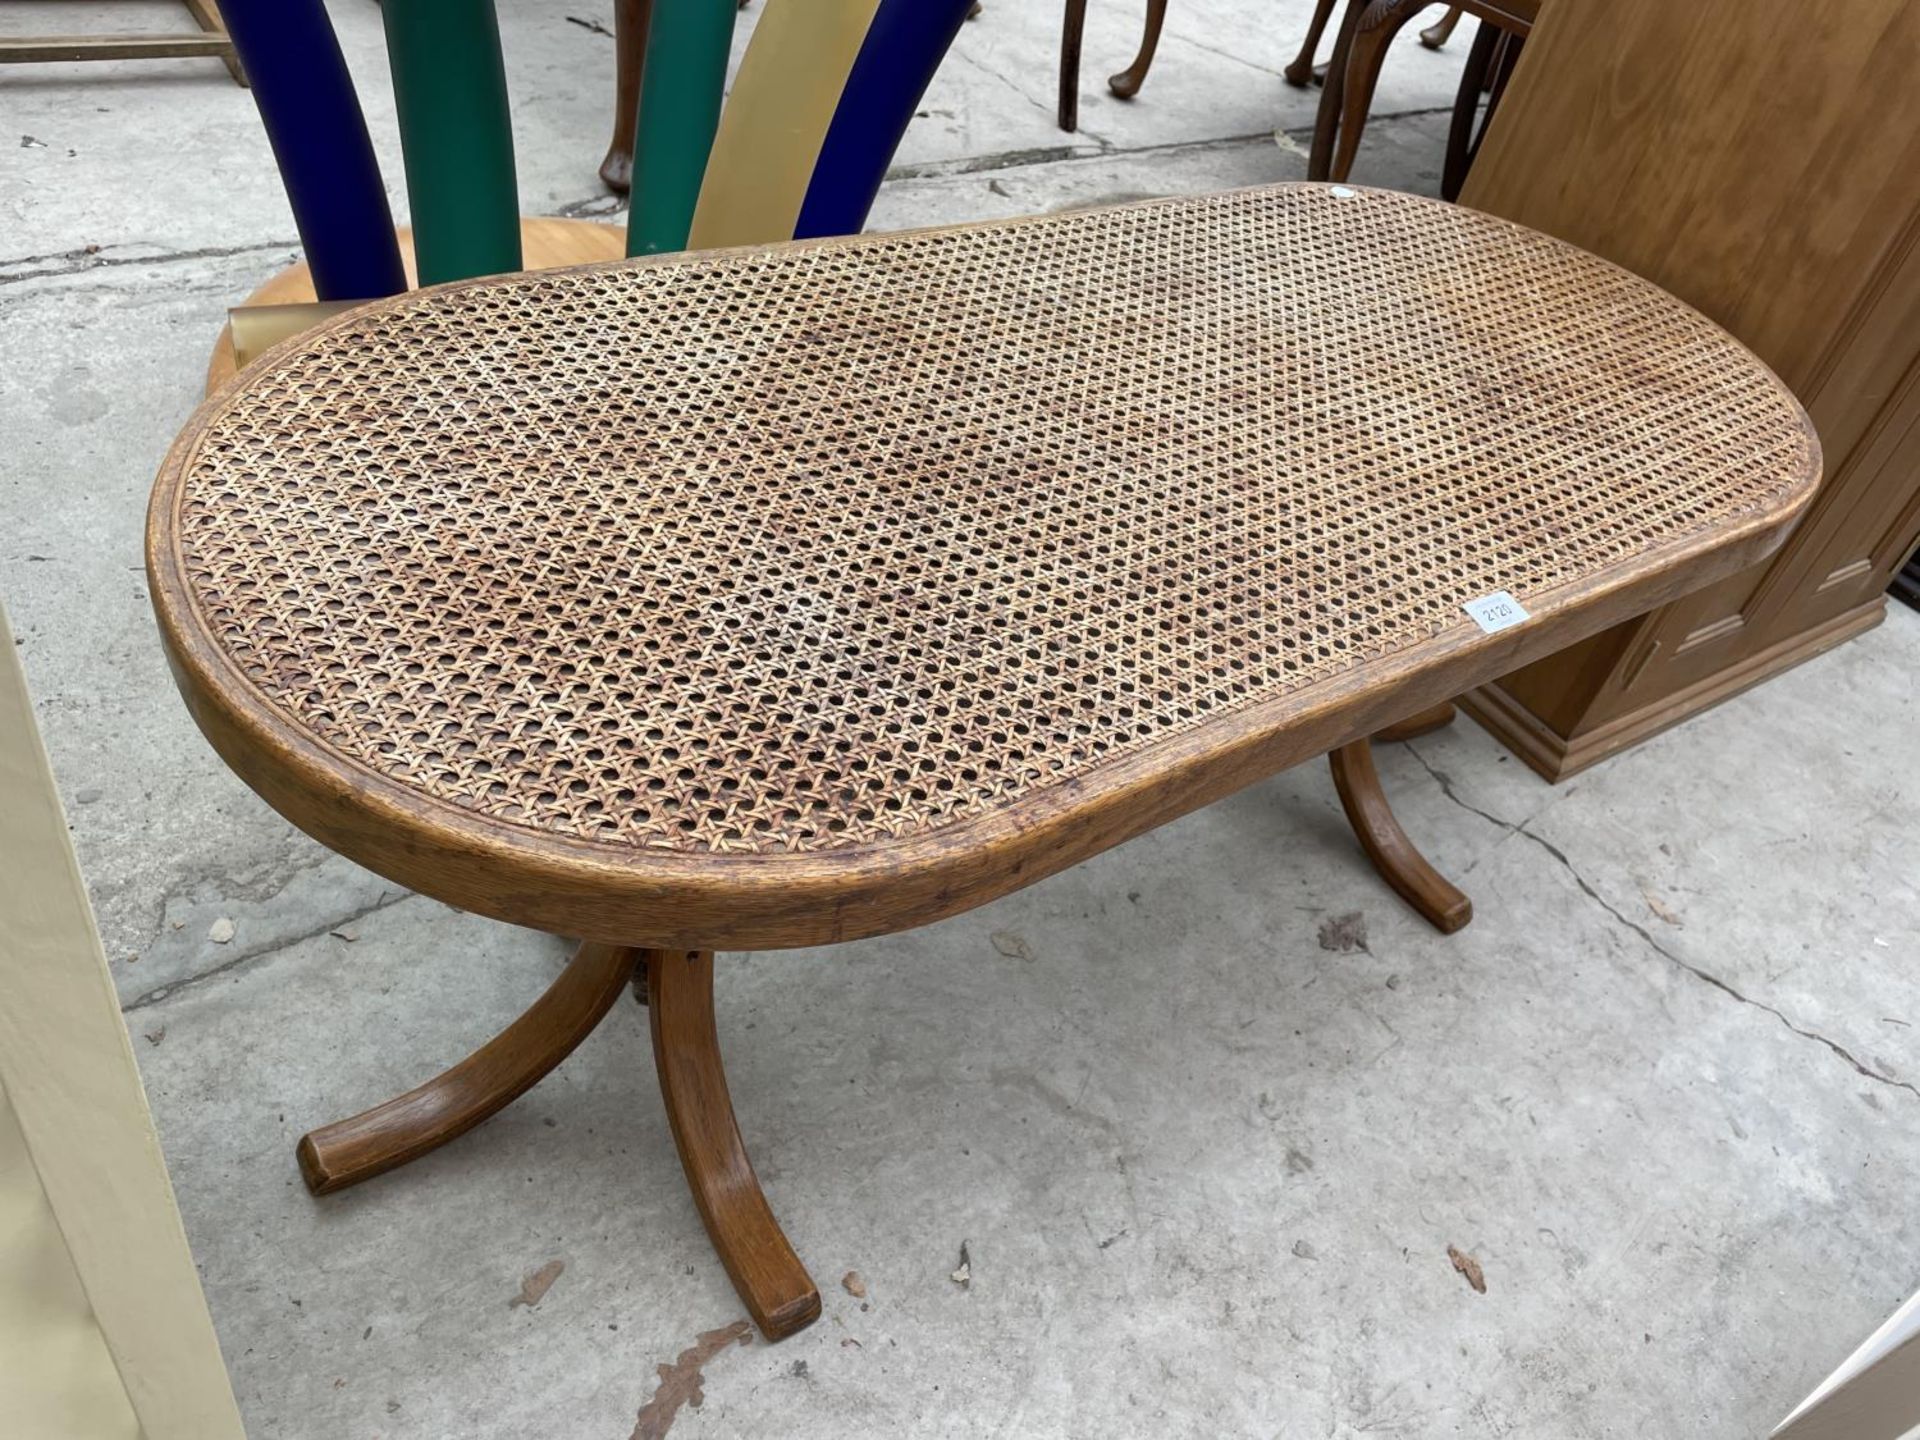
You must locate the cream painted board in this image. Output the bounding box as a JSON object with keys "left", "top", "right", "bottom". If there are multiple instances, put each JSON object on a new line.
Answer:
{"left": 0, "top": 596, "right": 245, "bottom": 1440}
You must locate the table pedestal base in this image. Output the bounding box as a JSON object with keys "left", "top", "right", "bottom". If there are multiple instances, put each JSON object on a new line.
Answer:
{"left": 296, "top": 941, "right": 821, "bottom": 1341}
{"left": 646, "top": 948, "right": 822, "bottom": 1340}
{"left": 291, "top": 722, "right": 1464, "bottom": 1340}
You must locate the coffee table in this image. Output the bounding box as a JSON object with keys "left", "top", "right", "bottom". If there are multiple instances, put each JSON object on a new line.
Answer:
{"left": 146, "top": 184, "right": 1818, "bottom": 1340}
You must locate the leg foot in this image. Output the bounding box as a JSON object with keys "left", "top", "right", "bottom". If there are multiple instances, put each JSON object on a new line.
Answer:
{"left": 297, "top": 941, "right": 639, "bottom": 1195}
{"left": 1328, "top": 739, "right": 1473, "bottom": 934}
{"left": 1284, "top": 0, "right": 1339, "bottom": 86}
{"left": 1419, "top": 3, "right": 1462, "bottom": 48}
{"left": 1108, "top": 0, "right": 1167, "bottom": 99}
{"left": 649, "top": 948, "right": 821, "bottom": 1340}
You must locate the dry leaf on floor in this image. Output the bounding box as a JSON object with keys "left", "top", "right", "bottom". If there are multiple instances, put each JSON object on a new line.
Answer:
{"left": 842, "top": 1270, "right": 867, "bottom": 1299}
{"left": 1317, "top": 912, "right": 1368, "bottom": 953}
{"left": 1448, "top": 1245, "right": 1487, "bottom": 1294}
{"left": 631, "top": 1320, "right": 751, "bottom": 1440}
{"left": 989, "top": 930, "right": 1035, "bottom": 961}
{"left": 1642, "top": 890, "right": 1683, "bottom": 927}
{"left": 507, "top": 1258, "right": 565, "bottom": 1309}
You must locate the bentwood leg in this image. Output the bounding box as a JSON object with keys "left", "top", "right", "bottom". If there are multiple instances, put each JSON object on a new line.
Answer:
{"left": 1328, "top": 738, "right": 1473, "bottom": 934}
{"left": 647, "top": 948, "right": 821, "bottom": 1340}
{"left": 1108, "top": 0, "right": 1168, "bottom": 99}
{"left": 296, "top": 941, "right": 639, "bottom": 1194}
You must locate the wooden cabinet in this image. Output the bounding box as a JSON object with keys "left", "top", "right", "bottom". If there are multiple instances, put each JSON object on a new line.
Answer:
{"left": 1455, "top": 0, "right": 1920, "bottom": 777}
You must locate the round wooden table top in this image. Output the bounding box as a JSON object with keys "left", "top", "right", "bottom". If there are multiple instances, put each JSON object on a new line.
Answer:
{"left": 147, "top": 184, "right": 1819, "bottom": 949}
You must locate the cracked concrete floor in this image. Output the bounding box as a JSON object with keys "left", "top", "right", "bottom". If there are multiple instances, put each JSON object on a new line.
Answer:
{"left": 4, "top": 2, "right": 1919, "bottom": 1436}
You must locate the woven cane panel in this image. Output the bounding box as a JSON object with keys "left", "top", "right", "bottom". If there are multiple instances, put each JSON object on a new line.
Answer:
{"left": 170, "top": 186, "right": 1811, "bottom": 856}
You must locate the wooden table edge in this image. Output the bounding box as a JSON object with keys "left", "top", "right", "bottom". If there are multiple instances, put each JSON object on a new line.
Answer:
{"left": 147, "top": 458, "right": 1818, "bottom": 952}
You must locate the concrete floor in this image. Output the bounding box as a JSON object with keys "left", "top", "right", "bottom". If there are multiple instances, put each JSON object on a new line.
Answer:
{"left": 3, "top": 2, "right": 1918, "bottom": 1436}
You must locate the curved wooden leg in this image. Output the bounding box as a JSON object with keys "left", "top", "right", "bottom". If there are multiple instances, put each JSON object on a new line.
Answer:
{"left": 1306, "top": 0, "right": 1365, "bottom": 178}
{"left": 1108, "top": 0, "right": 1167, "bottom": 99}
{"left": 1285, "top": 0, "right": 1340, "bottom": 87}
{"left": 1419, "top": 3, "right": 1462, "bottom": 48}
{"left": 1328, "top": 739, "right": 1473, "bottom": 934}
{"left": 599, "top": 0, "right": 651, "bottom": 194}
{"left": 1375, "top": 700, "right": 1456, "bottom": 743}
{"left": 297, "top": 941, "right": 640, "bottom": 1195}
{"left": 1059, "top": 0, "right": 1087, "bottom": 132}
{"left": 1329, "top": 2, "right": 1426, "bottom": 183}
{"left": 649, "top": 948, "right": 820, "bottom": 1340}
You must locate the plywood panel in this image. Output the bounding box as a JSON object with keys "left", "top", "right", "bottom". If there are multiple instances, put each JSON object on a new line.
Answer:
{"left": 1456, "top": 0, "right": 1920, "bottom": 773}
{"left": 0, "top": 598, "right": 246, "bottom": 1440}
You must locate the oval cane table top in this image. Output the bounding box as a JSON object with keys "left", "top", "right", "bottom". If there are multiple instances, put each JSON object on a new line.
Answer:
{"left": 149, "top": 184, "right": 1819, "bottom": 949}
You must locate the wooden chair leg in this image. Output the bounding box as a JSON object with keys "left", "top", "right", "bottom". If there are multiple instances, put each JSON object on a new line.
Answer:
{"left": 1440, "top": 18, "right": 1498, "bottom": 200}
{"left": 1329, "top": 1, "right": 1427, "bottom": 183}
{"left": 1306, "top": 0, "right": 1366, "bottom": 178}
{"left": 1108, "top": 0, "right": 1167, "bottom": 99}
{"left": 1285, "top": 0, "right": 1340, "bottom": 87}
{"left": 1375, "top": 700, "right": 1456, "bottom": 743}
{"left": 297, "top": 941, "right": 640, "bottom": 1195}
{"left": 1328, "top": 739, "right": 1473, "bottom": 934}
{"left": 1484, "top": 26, "right": 1524, "bottom": 107}
{"left": 183, "top": 0, "right": 247, "bottom": 87}
{"left": 599, "top": 0, "right": 651, "bottom": 194}
{"left": 1419, "top": 3, "right": 1462, "bottom": 49}
{"left": 648, "top": 948, "right": 821, "bottom": 1340}
{"left": 1059, "top": 0, "right": 1087, "bottom": 132}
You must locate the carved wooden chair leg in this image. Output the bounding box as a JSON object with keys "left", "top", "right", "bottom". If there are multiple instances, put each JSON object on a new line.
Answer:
{"left": 1419, "top": 3, "right": 1463, "bottom": 48}
{"left": 1284, "top": 0, "right": 1339, "bottom": 86}
{"left": 1108, "top": 0, "right": 1167, "bottom": 99}
{"left": 648, "top": 947, "right": 821, "bottom": 1340}
{"left": 1329, "top": 0, "right": 1428, "bottom": 183}
{"left": 1059, "top": 0, "right": 1088, "bottom": 131}
{"left": 1375, "top": 700, "right": 1456, "bottom": 743}
{"left": 297, "top": 941, "right": 640, "bottom": 1195}
{"left": 1328, "top": 738, "right": 1473, "bottom": 934}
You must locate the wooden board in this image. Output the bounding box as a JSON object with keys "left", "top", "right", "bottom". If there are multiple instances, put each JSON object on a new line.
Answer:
{"left": 1457, "top": 0, "right": 1920, "bottom": 776}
